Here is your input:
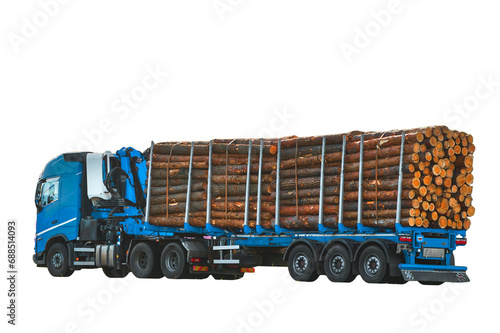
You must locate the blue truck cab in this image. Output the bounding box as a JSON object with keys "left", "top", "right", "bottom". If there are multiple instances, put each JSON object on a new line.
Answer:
{"left": 34, "top": 153, "right": 84, "bottom": 263}
{"left": 33, "top": 149, "right": 146, "bottom": 277}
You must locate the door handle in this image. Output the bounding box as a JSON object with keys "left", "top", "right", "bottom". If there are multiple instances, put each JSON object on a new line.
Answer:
{"left": 51, "top": 220, "right": 58, "bottom": 224}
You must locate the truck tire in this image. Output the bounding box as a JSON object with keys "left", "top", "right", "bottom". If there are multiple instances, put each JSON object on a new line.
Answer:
{"left": 324, "top": 245, "right": 355, "bottom": 282}
{"left": 161, "top": 243, "right": 189, "bottom": 279}
{"left": 47, "top": 243, "right": 74, "bottom": 277}
{"left": 102, "top": 267, "right": 129, "bottom": 278}
{"left": 358, "top": 245, "right": 388, "bottom": 283}
{"left": 130, "top": 242, "right": 161, "bottom": 278}
{"left": 288, "top": 244, "right": 319, "bottom": 282}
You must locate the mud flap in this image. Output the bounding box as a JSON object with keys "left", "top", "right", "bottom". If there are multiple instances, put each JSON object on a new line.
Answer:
{"left": 401, "top": 269, "right": 469, "bottom": 283}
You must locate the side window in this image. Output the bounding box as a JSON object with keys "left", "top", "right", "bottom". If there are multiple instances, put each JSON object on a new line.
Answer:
{"left": 40, "top": 177, "right": 59, "bottom": 208}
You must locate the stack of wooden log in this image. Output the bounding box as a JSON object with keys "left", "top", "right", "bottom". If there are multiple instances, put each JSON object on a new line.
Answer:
{"left": 147, "top": 140, "right": 278, "bottom": 230}
{"left": 145, "top": 125, "right": 474, "bottom": 231}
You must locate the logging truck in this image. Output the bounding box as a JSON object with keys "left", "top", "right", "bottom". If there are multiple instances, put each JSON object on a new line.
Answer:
{"left": 33, "top": 127, "right": 471, "bottom": 284}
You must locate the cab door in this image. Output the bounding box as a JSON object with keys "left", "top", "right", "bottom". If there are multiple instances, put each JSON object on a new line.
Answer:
{"left": 35, "top": 177, "right": 60, "bottom": 253}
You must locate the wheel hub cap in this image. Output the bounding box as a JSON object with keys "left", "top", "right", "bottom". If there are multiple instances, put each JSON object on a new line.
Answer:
{"left": 331, "top": 255, "right": 345, "bottom": 274}
{"left": 138, "top": 252, "right": 148, "bottom": 269}
{"left": 166, "top": 252, "right": 179, "bottom": 271}
{"left": 366, "top": 256, "right": 380, "bottom": 275}
{"left": 52, "top": 252, "right": 63, "bottom": 269}
{"left": 294, "top": 253, "right": 308, "bottom": 274}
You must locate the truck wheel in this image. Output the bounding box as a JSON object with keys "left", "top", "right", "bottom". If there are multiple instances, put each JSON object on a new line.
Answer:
{"left": 47, "top": 243, "right": 74, "bottom": 277}
{"left": 358, "top": 245, "right": 388, "bottom": 283}
{"left": 288, "top": 245, "right": 319, "bottom": 282}
{"left": 102, "top": 267, "right": 129, "bottom": 278}
{"left": 130, "top": 242, "right": 161, "bottom": 278}
{"left": 161, "top": 243, "right": 189, "bottom": 279}
{"left": 324, "top": 245, "right": 354, "bottom": 282}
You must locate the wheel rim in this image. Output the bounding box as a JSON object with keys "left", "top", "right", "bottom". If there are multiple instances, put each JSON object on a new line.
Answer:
{"left": 331, "top": 254, "right": 345, "bottom": 275}
{"left": 365, "top": 255, "right": 380, "bottom": 276}
{"left": 293, "top": 252, "right": 308, "bottom": 275}
{"left": 52, "top": 251, "right": 63, "bottom": 269}
{"left": 165, "top": 251, "right": 179, "bottom": 272}
{"left": 137, "top": 251, "right": 148, "bottom": 270}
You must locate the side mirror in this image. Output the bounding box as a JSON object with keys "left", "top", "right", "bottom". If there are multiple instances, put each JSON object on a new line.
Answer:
{"left": 35, "top": 179, "right": 46, "bottom": 212}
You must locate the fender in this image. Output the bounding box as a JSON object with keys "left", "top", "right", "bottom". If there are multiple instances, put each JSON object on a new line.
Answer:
{"left": 34, "top": 234, "right": 70, "bottom": 267}
{"left": 180, "top": 239, "right": 208, "bottom": 263}
{"left": 353, "top": 239, "right": 393, "bottom": 263}
{"left": 43, "top": 234, "right": 69, "bottom": 254}
{"left": 283, "top": 239, "right": 322, "bottom": 262}
{"left": 319, "top": 239, "right": 357, "bottom": 262}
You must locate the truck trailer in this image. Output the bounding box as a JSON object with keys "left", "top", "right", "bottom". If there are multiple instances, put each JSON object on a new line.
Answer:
{"left": 33, "top": 127, "right": 471, "bottom": 284}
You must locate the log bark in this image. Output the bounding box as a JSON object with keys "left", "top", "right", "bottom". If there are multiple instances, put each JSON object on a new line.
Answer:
{"left": 148, "top": 216, "right": 206, "bottom": 228}
{"left": 268, "top": 204, "right": 339, "bottom": 216}
{"left": 150, "top": 191, "right": 206, "bottom": 204}
{"left": 341, "top": 218, "right": 411, "bottom": 228}
{"left": 274, "top": 215, "right": 339, "bottom": 229}
{"left": 154, "top": 142, "right": 277, "bottom": 156}
{"left": 150, "top": 181, "right": 206, "bottom": 195}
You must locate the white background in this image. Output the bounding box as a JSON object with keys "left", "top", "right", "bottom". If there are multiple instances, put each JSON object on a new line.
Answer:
{"left": 1, "top": 1, "right": 499, "bottom": 332}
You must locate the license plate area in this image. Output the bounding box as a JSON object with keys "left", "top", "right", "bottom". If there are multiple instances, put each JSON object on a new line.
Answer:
{"left": 423, "top": 248, "right": 445, "bottom": 259}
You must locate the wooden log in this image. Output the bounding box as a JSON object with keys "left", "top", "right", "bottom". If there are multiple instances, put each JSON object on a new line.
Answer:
{"left": 268, "top": 204, "right": 339, "bottom": 216}
{"left": 152, "top": 168, "right": 207, "bottom": 180}
{"left": 346, "top": 133, "right": 419, "bottom": 154}
{"left": 342, "top": 200, "right": 413, "bottom": 211}
{"left": 279, "top": 132, "right": 362, "bottom": 149}
{"left": 465, "top": 173, "right": 474, "bottom": 185}
{"left": 279, "top": 196, "right": 339, "bottom": 206}
{"left": 210, "top": 211, "right": 273, "bottom": 220}
{"left": 280, "top": 143, "right": 342, "bottom": 159}
{"left": 150, "top": 201, "right": 271, "bottom": 215}
{"left": 211, "top": 174, "right": 273, "bottom": 184}
{"left": 149, "top": 177, "right": 191, "bottom": 187}
{"left": 463, "top": 218, "right": 471, "bottom": 230}
{"left": 151, "top": 161, "right": 208, "bottom": 169}
{"left": 210, "top": 219, "right": 244, "bottom": 229}
{"left": 342, "top": 209, "right": 411, "bottom": 219}
{"left": 148, "top": 216, "right": 206, "bottom": 228}
{"left": 211, "top": 163, "right": 275, "bottom": 175}
{"left": 152, "top": 153, "right": 275, "bottom": 165}
{"left": 279, "top": 149, "right": 415, "bottom": 170}
{"left": 345, "top": 178, "right": 413, "bottom": 192}
{"left": 150, "top": 181, "right": 206, "bottom": 195}
{"left": 271, "top": 165, "right": 340, "bottom": 179}
{"left": 343, "top": 189, "right": 412, "bottom": 201}
{"left": 150, "top": 191, "right": 206, "bottom": 204}
{"left": 342, "top": 217, "right": 411, "bottom": 228}
{"left": 210, "top": 219, "right": 273, "bottom": 229}
{"left": 436, "top": 197, "right": 449, "bottom": 215}
{"left": 275, "top": 173, "right": 412, "bottom": 191}
{"left": 272, "top": 186, "right": 411, "bottom": 200}
{"left": 152, "top": 163, "right": 276, "bottom": 179}
{"left": 210, "top": 183, "right": 272, "bottom": 196}
{"left": 154, "top": 142, "right": 277, "bottom": 156}
{"left": 274, "top": 215, "right": 339, "bottom": 229}
{"left": 211, "top": 194, "right": 273, "bottom": 203}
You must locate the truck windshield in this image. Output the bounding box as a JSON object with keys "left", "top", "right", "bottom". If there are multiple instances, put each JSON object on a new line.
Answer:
{"left": 35, "top": 177, "right": 59, "bottom": 210}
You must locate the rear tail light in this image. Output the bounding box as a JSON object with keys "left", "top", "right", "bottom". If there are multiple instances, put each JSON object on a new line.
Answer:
{"left": 241, "top": 268, "right": 255, "bottom": 273}
{"left": 190, "top": 257, "right": 202, "bottom": 263}
{"left": 456, "top": 238, "right": 467, "bottom": 246}
{"left": 399, "top": 236, "right": 412, "bottom": 243}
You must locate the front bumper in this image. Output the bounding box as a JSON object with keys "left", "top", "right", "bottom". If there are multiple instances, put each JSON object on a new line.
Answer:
{"left": 33, "top": 252, "right": 46, "bottom": 266}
